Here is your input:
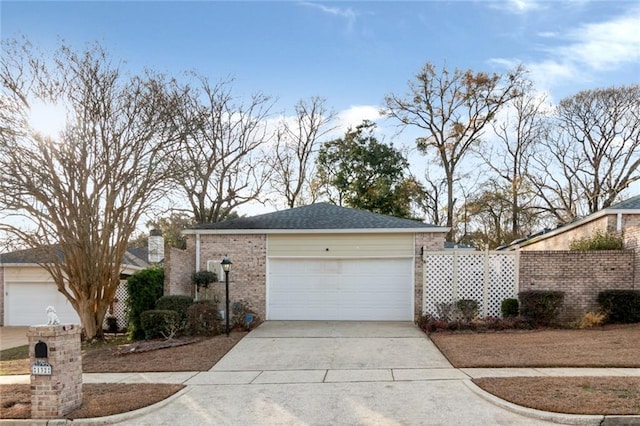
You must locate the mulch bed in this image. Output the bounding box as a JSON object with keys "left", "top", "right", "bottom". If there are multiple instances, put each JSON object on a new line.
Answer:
{"left": 429, "top": 323, "right": 640, "bottom": 368}
{"left": 474, "top": 377, "right": 640, "bottom": 415}
{"left": 1, "top": 383, "right": 184, "bottom": 419}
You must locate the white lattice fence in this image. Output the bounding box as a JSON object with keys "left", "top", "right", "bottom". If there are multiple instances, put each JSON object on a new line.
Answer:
{"left": 423, "top": 250, "right": 518, "bottom": 318}
{"left": 102, "top": 280, "right": 129, "bottom": 331}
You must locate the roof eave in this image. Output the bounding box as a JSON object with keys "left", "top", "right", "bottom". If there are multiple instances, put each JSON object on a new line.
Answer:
{"left": 183, "top": 227, "right": 450, "bottom": 235}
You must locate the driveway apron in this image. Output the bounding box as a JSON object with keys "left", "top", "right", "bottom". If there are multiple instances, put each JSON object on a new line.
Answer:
{"left": 119, "top": 321, "right": 557, "bottom": 425}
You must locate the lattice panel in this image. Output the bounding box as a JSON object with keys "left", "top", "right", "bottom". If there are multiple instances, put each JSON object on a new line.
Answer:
{"left": 487, "top": 253, "right": 518, "bottom": 317}
{"left": 103, "top": 280, "right": 129, "bottom": 331}
{"left": 423, "top": 251, "right": 518, "bottom": 319}
{"left": 456, "top": 254, "right": 484, "bottom": 305}
{"left": 423, "top": 254, "right": 453, "bottom": 317}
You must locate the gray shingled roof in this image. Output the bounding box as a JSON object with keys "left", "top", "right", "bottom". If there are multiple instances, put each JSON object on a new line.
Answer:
{"left": 192, "top": 202, "right": 440, "bottom": 230}
{"left": 608, "top": 194, "right": 640, "bottom": 210}
{"left": 0, "top": 245, "right": 149, "bottom": 268}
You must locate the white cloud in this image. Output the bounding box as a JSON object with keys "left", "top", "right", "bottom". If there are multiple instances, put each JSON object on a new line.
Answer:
{"left": 487, "top": 0, "right": 544, "bottom": 15}
{"left": 336, "top": 105, "right": 381, "bottom": 132}
{"left": 557, "top": 11, "right": 640, "bottom": 71}
{"left": 490, "top": 6, "right": 640, "bottom": 92}
{"left": 300, "top": 2, "right": 358, "bottom": 30}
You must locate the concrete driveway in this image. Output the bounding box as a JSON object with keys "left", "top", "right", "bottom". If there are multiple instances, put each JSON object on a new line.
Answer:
{"left": 123, "top": 321, "right": 556, "bottom": 425}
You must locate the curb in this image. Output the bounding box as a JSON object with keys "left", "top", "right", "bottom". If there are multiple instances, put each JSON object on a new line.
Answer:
{"left": 463, "top": 379, "right": 604, "bottom": 425}
{"left": 0, "top": 386, "right": 191, "bottom": 426}
{"left": 70, "top": 386, "right": 191, "bottom": 425}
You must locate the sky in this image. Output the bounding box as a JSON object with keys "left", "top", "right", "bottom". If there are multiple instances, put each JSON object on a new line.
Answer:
{"left": 2, "top": 0, "right": 640, "bottom": 216}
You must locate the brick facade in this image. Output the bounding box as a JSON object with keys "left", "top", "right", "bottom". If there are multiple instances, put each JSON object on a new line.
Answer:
{"left": 0, "top": 265, "right": 4, "bottom": 326}
{"left": 28, "top": 324, "right": 83, "bottom": 419}
{"left": 198, "top": 234, "right": 267, "bottom": 319}
{"left": 166, "top": 232, "right": 446, "bottom": 322}
{"left": 164, "top": 246, "right": 195, "bottom": 297}
{"left": 414, "top": 232, "right": 447, "bottom": 320}
{"left": 519, "top": 250, "right": 634, "bottom": 322}
{"left": 622, "top": 215, "right": 640, "bottom": 287}
{"left": 521, "top": 216, "right": 613, "bottom": 251}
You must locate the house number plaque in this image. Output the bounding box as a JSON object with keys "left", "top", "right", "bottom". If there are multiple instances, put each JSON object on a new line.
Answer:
{"left": 31, "top": 360, "right": 52, "bottom": 375}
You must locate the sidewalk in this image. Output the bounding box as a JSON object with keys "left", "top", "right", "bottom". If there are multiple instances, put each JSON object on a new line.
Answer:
{"left": 3, "top": 367, "right": 640, "bottom": 385}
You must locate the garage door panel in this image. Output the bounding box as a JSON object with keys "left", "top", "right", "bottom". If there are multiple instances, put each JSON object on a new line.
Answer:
{"left": 268, "top": 258, "right": 413, "bottom": 321}
{"left": 6, "top": 282, "right": 80, "bottom": 326}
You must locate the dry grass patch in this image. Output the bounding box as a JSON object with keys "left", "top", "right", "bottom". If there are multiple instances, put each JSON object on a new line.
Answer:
{"left": 0, "top": 332, "right": 246, "bottom": 375}
{"left": 0, "top": 383, "right": 183, "bottom": 419}
{"left": 429, "top": 324, "right": 640, "bottom": 368}
{"left": 474, "top": 377, "right": 640, "bottom": 415}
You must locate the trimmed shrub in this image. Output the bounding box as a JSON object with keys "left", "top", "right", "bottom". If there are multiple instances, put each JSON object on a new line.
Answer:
{"left": 518, "top": 290, "right": 565, "bottom": 326}
{"left": 597, "top": 290, "right": 640, "bottom": 323}
{"left": 231, "top": 299, "right": 261, "bottom": 330}
{"left": 456, "top": 299, "right": 479, "bottom": 322}
{"left": 156, "top": 295, "right": 194, "bottom": 325}
{"left": 186, "top": 301, "right": 222, "bottom": 336}
{"left": 435, "top": 302, "right": 456, "bottom": 322}
{"left": 140, "top": 310, "right": 180, "bottom": 340}
{"left": 501, "top": 298, "right": 519, "bottom": 318}
{"left": 576, "top": 311, "right": 606, "bottom": 328}
{"left": 569, "top": 230, "right": 624, "bottom": 251}
{"left": 126, "top": 266, "right": 164, "bottom": 340}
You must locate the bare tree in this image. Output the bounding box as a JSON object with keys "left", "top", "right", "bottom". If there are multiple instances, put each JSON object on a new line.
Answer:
{"left": 532, "top": 85, "right": 640, "bottom": 222}
{"left": 479, "top": 83, "right": 549, "bottom": 237}
{"left": 269, "top": 97, "right": 337, "bottom": 208}
{"left": 167, "top": 76, "right": 275, "bottom": 224}
{"left": 384, "top": 62, "right": 525, "bottom": 239}
{"left": 0, "top": 41, "right": 177, "bottom": 340}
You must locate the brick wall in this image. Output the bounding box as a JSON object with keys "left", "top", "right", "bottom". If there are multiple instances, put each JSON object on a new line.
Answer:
{"left": 622, "top": 215, "right": 640, "bottom": 287}
{"left": 415, "top": 232, "right": 447, "bottom": 320}
{"left": 0, "top": 265, "right": 4, "bottom": 326}
{"left": 164, "top": 246, "right": 194, "bottom": 297}
{"left": 521, "top": 215, "right": 613, "bottom": 251}
{"left": 198, "top": 234, "right": 267, "bottom": 319}
{"left": 28, "top": 324, "right": 82, "bottom": 419}
{"left": 519, "top": 250, "right": 634, "bottom": 322}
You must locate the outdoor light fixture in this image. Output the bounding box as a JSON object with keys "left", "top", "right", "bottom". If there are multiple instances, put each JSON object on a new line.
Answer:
{"left": 221, "top": 256, "right": 232, "bottom": 337}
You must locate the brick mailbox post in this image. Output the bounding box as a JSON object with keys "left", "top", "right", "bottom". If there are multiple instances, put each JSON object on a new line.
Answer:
{"left": 27, "top": 324, "right": 83, "bottom": 419}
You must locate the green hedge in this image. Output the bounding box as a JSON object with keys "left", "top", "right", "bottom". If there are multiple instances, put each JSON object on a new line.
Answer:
{"left": 140, "top": 310, "right": 180, "bottom": 340}
{"left": 186, "top": 301, "right": 222, "bottom": 336}
{"left": 518, "top": 290, "right": 564, "bottom": 326}
{"left": 156, "top": 295, "right": 194, "bottom": 324}
{"left": 597, "top": 290, "right": 640, "bottom": 323}
{"left": 501, "top": 298, "right": 519, "bottom": 318}
{"left": 126, "top": 266, "right": 164, "bottom": 340}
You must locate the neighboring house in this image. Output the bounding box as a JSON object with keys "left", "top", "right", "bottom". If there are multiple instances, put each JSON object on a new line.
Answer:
{"left": 179, "top": 202, "right": 448, "bottom": 322}
{"left": 509, "top": 194, "right": 640, "bottom": 285}
{"left": 0, "top": 246, "right": 149, "bottom": 326}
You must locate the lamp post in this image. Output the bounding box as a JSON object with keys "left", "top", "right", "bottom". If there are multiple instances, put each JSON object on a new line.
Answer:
{"left": 221, "top": 256, "right": 232, "bottom": 337}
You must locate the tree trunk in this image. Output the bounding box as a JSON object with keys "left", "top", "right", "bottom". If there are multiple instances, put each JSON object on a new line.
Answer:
{"left": 446, "top": 172, "right": 455, "bottom": 241}
{"left": 76, "top": 299, "right": 104, "bottom": 341}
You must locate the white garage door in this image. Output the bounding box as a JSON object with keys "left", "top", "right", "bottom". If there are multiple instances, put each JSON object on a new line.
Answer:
{"left": 268, "top": 258, "right": 413, "bottom": 321}
{"left": 5, "top": 282, "right": 80, "bottom": 326}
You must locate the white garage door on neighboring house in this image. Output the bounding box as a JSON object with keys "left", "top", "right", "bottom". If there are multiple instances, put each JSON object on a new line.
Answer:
{"left": 6, "top": 282, "right": 80, "bottom": 326}
{"left": 267, "top": 234, "right": 414, "bottom": 321}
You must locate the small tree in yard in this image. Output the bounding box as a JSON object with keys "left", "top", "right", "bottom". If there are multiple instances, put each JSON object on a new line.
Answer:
{"left": 126, "top": 266, "right": 164, "bottom": 340}
{"left": 0, "top": 40, "right": 178, "bottom": 341}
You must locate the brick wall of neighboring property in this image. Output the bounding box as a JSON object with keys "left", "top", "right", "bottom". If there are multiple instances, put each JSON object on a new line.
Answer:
{"left": 519, "top": 250, "right": 634, "bottom": 322}
{"left": 622, "top": 215, "right": 640, "bottom": 287}
{"left": 521, "top": 215, "right": 613, "bottom": 251}
{"left": 164, "top": 246, "right": 194, "bottom": 297}
{"left": 0, "top": 265, "right": 4, "bottom": 326}
{"left": 415, "top": 232, "right": 447, "bottom": 320}
{"left": 198, "top": 234, "right": 267, "bottom": 320}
